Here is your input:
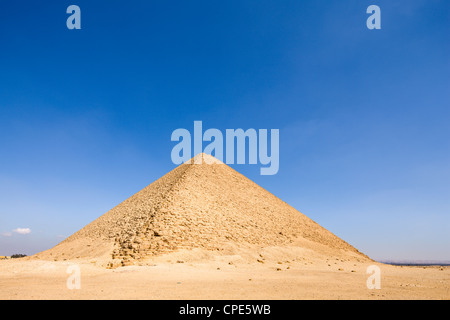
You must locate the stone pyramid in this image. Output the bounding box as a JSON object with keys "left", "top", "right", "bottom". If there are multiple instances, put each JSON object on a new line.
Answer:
{"left": 36, "top": 154, "right": 369, "bottom": 266}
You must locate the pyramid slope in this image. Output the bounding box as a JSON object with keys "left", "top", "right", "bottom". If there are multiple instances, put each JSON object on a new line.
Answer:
{"left": 36, "top": 154, "right": 369, "bottom": 265}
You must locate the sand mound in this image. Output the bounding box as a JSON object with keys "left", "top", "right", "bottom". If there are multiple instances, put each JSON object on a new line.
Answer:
{"left": 35, "top": 153, "right": 370, "bottom": 267}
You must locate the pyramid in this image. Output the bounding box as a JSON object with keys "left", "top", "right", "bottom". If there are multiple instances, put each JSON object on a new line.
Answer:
{"left": 36, "top": 153, "right": 369, "bottom": 266}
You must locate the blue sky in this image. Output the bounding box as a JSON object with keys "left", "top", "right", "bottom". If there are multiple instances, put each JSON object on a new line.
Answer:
{"left": 0, "top": 1, "right": 449, "bottom": 261}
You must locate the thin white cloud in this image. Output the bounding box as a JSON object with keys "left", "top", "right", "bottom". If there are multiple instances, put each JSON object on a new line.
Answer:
{"left": 1, "top": 232, "right": 12, "bottom": 237}
{"left": 13, "top": 228, "right": 31, "bottom": 235}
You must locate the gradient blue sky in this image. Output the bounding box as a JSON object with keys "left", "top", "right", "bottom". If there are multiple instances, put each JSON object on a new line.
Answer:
{"left": 0, "top": 1, "right": 449, "bottom": 261}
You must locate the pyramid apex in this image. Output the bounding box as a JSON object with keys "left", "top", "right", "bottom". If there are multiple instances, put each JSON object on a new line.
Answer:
{"left": 185, "top": 153, "right": 224, "bottom": 165}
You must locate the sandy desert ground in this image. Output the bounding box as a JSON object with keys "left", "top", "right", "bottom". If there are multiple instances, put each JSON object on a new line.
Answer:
{"left": 0, "top": 248, "right": 448, "bottom": 300}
